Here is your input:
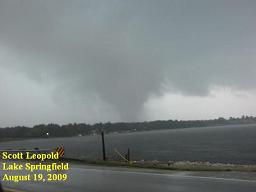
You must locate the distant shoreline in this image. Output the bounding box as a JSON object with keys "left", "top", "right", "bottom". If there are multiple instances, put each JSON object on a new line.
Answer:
{"left": 1, "top": 122, "right": 256, "bottom": 142}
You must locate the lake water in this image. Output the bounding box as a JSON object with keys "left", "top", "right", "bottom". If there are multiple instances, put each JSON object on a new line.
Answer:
{"left": 0, "top": 124, "right": 256, "bottom": 164}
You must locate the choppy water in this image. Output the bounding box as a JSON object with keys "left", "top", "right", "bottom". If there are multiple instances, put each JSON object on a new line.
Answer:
{"left": 0, "top": 124, "right": 256, "bottom": 164}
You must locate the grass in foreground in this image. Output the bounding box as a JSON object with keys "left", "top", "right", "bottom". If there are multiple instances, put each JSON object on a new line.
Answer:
{"left": 62, "top": 158, "right": 256, "bottom": 172}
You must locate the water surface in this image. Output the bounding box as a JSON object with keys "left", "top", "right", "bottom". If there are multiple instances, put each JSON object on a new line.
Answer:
{"left": 1, "top": 124, "right": 256, "bottom": 164}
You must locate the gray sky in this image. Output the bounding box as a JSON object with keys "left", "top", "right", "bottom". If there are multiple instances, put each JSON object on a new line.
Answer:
{"left": 0, "top": 0, "right": 256, "bottom": 126}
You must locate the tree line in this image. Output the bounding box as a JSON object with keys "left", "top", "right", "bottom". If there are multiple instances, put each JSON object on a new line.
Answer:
{"left": 0, "top": 116, "right": 255, "bottom": 139}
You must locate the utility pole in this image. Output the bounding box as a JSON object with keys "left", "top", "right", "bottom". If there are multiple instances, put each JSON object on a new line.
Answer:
{"left": 127, "top": 148, "right": 130, "bottom": 161}
{"left": 101, "top": 131, "right": 106, "bottom": 161}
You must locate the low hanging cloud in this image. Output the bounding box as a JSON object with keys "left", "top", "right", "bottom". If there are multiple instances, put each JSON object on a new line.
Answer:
{"left": 0, "top": 0, "right": 256, "bottom": 124}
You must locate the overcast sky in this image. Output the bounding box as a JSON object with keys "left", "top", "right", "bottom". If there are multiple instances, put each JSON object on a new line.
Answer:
{"left": 0, "top": 0, "right": 256, "bottom": 127}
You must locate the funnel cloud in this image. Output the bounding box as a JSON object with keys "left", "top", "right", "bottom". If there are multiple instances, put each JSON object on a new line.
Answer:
{"left": 0, "top": 0, "right": 256, "bottom": 126}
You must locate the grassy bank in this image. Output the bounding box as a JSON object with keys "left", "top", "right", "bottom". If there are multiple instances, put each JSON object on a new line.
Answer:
{"left": 62, "top": 158, "right": 256, "bottom": 172}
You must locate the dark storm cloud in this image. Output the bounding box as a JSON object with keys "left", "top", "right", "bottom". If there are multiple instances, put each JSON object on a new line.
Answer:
{"left": 0, "top": 0, "right": 256, "bottom": 121}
